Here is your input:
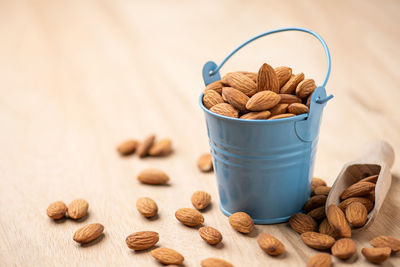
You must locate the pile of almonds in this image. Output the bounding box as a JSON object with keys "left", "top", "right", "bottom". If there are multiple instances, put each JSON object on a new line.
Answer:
{"left": 203, "top": 63, "right": 316, "bottom": 120}
{"left": 117, "top": 134, "right": 172, "bottom": 157}
{"left": 288, "top": 176, "right": 399, "bottom": 266}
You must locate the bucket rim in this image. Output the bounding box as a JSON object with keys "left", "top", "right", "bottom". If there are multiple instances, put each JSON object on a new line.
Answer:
{"left": 199, "top": 93, "right": 308, "bottom": 123}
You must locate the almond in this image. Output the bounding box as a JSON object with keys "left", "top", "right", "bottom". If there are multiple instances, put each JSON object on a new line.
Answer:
{"left": 137, "top": 168, "right": 169, "bottom": 185}
{"left": 307, "top": 253, "right": 331, "bottom": 267}
{"left": 191, "top": 191, "right": 211, "bottom": 210}
{"left": 222, "top": 87, "right": 249, "bottom": 112}
{"left": 256, "top": 63, "right": 279, "bottom": 93}
{"left": 126, "top": 231, "right": 159, "bottom": 250}
{"left": 199, "top": 226, "right": 223, "bottom": 245}
{"left": 307, "top": 206, "right": 326, "bottom": 221}
{"left": 339, "top": 197, "right": 374, "bottom": 212}
{"left": 151, "top": 247, "right": 184, "bottom": 265}
{"left": 314, "top": 186, "right": 331, "bottom": 196}
{"left": 345, "top": 202, "right": 367, "bottom": 227}
{"left": 239, "top": 71, "right": 257, "bottom": 82}
{"left": 311, "top": 178, "right": 327, "bottom": 193}
{"left": 67, "top": 199, "right": 89, "bottom": 220}
{"left": 319, "top": 218, "right": 337, "bottom": 238}
{"left": 117, "top": 139, "right": 138, "bottom": 156}
{"left": 288, "top": 103, "right": 309, "bottom": 115}
{"left": 246, "top": 91, "right": 281, "bottom": 111}
{"left": 201, "top": 258, "right": 233, "bottom": 267}
{"left": 222, "top": 72, "right": 257, "bottom": 96}
{"left": 296, "top": 79, "right": 316, "bottom": 99}
{"left": 327, "top": 204, "right": 351, "bottom": 238}
{"left": 136, "top": 197, "right": 158, "bottom": 218}
{"left": 203, "top": 90, "right": 225, "bottom": 109}
{"left": 274, "top": 66, "right": 292, "bottom": 88}
{"left": 303, "top": 195, "right": 327, "bottom": 213}
{"left": 240, "top": 110, "right": 271, "bottom": 120}
{"left": 73, "top": 223, "right": 104, "bottom": 244}
{"left": 278, "top": 94, "right": 302, "bottom": 104}
{"left": 257, "top": 233, "right": 285, "bottom": 256}
{"left": 175, "top": 208, "right": 204, "bottom": 227}
{"left": 361, "top": 247, "right": 391, "bottom": 264}
{"left": 137, "top": 134, "right": 156, "bottom": 158}
{"left": 46, "top": 201, "right": 67, "bottom": 220}
{"left": 367, "top": 191, "right": 376, "bottom": 202}
{"left": 280, "top": 73, "right": 304, "bottom": 94}
{"left": 359, "top": 174, "right": 378, "bottom": 184}
{"left": 331, "top": 238, "right": 357, "bottom": 260}
{"left": 340, "top": 181, "right": 375, "bottom": 200}
{"left": 210, "top": 103, "right": 239, "bottom": 118}
{"left": 229, "top": 212, "right": 254, "bottom": 234}
{"left": 306, "top": 95, "right": 312, "bottom": 107}
{"left": 289, "top": 213, "right": 317, "bottom": 234}
{"left": 270, "top": 104, "right": 288, "bottom": 116}
{"left": 370, "top": 236, "right": 400, "bottom": 252}
{"left": 301, "top": 232, "right": 335, "bottom": 250}
{"left": 149, "top": 138, "right": 172, "bottom": 156}
{"left": 204, "top": 80, "right": 223, "bottom": 94}
{"left": 268, "top": 113, "right": 295, "bottom": 120}
{"left": 197, "top": 153, "right": 213, "bottom": 172}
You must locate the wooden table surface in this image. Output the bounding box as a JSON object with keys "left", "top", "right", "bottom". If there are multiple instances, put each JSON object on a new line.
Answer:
{"left": 1, "top": 0, "right": 399, "bottom": 266}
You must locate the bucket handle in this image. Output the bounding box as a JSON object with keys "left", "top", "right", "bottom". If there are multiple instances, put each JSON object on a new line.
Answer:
{"left": 202, "top": 27, "right": 332, "bottom": 104}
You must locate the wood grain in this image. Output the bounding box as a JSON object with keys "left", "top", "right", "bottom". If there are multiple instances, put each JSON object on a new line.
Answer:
{"left": 0, "top": 0, "right": 399, "bottom": 266}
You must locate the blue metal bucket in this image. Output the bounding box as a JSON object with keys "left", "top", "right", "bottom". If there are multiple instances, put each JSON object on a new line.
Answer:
{"left": 200, "top": 27, "right": 333, "bottom": 224}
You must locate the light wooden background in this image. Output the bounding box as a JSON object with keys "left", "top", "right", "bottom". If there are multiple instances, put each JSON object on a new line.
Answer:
{"left": 0, "top": 0, "right": 399, "bottom": 266}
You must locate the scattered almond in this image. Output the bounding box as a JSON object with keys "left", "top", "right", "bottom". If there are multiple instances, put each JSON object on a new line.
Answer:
{"left": 370, "top": 236, "right": 400, "bottom": 252}
{"left": 210, "top": 103, "right": 239, "bottom": 118}
{"left": 314, "top": 186, "right": 331, "bottom": 196}
{"left": 229, "top": 212, "right": 254, "bottom": 234}
{"left": 307, "top": 206, "right": 326, "bottom": 221}
{"left": 361, "top": 247, "right": 391, "bottom": 264}
{"left": 289, "top": 213, "right": 317, "bottom": 234}
{"left": 327, "top": 204, "right": 351, "bottom": 238}
{"left": 73, "top": 223, "right": 104, "bottom": 244}
{"left": 345, "top": 202, "right": 367, "bottom": 227}
{"left": 199, "top": 226, "right": 223, "bottom": 245}
{"left": 67, "top": 198, "right": 89, "bottom": 220}
{"left": 340, "top": 181, "right": 375, "bottom": 200}
{"left": 149, "top": 138, "right": 172, "bottom": 156}
{"left": 288, "top": 103, "right": 309, "bottom": 115}
{"left": 201, "top": 258, "right": 233, "bottom": 267}
{"left": 331, "top": 238, "right": 357, "bottom": 260}
{"left": 303, "top": 195, "right": 327, "bottom": 213}
{"left": 137, "top": 134, "right": 156, "bottom": 158}
{"left": 175, "top": 208, "right": 204, "bottom": 227}
{"left": 222, "top": 72, "right": 257, "bottom": 96}
{"left": 307, "top": 253, "right": 331, "bottom": 267}
{"left": 296, "top": 79, "right": 316, "bottom": 98}
{"left": 222, "top": 87, "right": 249, "bottom": 112}
{"left": 117, "top": 139, "right": 138, "bottom": 156}
{"left": 197, "top": 153, "right": 213, "bottom": 172}
{"left": 311, "top": 178, "right": 327, "bottom": 193}
{"left": 274, "top": 66, "right": 292, "bottom": 88}
{"left": 319, "top": 218, "right": 337, "bottom": 238}
{"left": 46, "top": 201, "right": 67, "bottom": 220}
{"left": 301, "top": 232, "right": 335, "bottom": 250}
{"left": 256, "top": 63, "right": 279, "bottom": 93}
{"left": 137, "top": 168, "right": 169, "bottom": 185}
{"left": 257, "top": 233, "right": 285, "bottom": 256}
{"left": 240, "top": 110, "right": 271, "bottom": 120}
{"left": 151, "top": 247, "right": 184, "bottom": 265}
{"left": 280, "top": 73, "right": 304, "bottom": 94}
{"left": 246, "top": 91, "right": 281, "bottom": 111}
{"left": 191, "top": 191, "right": 211, "bottom": 210}
{"left": 126, "top": 231, "right": 159, "bottom": 250}
{"left": 136, "top": 197, "right": 158, "bottom": 218}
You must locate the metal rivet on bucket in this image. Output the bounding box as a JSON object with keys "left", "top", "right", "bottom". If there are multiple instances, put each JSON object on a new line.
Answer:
{"left": 199, "top": 27, "right": 333, "bottom": 224}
